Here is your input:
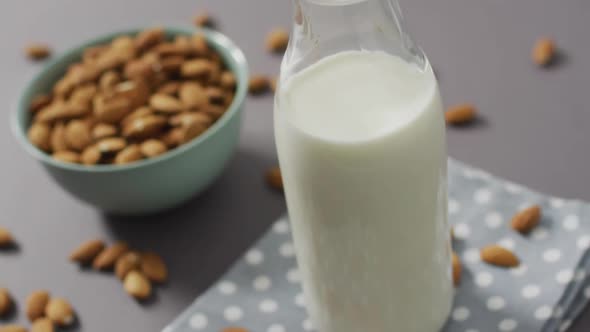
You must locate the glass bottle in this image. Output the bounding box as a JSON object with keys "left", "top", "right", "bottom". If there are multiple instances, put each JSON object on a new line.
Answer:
{"left": 274, "top": 0, "right": 452, "bottom": 332}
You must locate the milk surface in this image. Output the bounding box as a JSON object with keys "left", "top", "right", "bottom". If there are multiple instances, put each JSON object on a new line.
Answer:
{"left": 275, "top": 51, "right": 452, "bottom": 332}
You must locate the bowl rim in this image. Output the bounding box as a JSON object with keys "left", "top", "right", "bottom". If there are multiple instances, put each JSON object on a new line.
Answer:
{"left": 11, "top": 26, "right": 249, "bottom": 173}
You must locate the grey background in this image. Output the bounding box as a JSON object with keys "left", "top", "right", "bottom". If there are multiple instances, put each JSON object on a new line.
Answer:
{"left": 0, "top": 0, "right": 588, "bottom": 331}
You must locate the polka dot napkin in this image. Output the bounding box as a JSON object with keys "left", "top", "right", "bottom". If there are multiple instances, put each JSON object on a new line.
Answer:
{"left": 164, "top": 160, "right": 590, "bottom": 332}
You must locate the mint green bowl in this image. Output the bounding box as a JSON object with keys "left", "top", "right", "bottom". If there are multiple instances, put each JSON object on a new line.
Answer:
{"left": 11, "top": 28, "right": 248, "bottom": 215}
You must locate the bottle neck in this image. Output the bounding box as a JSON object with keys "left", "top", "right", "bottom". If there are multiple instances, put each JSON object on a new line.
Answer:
{"left": 285, "top": 0, "right": 425, "bottom": 75}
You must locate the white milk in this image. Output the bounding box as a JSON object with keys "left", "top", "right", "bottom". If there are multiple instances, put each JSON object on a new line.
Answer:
{"left": 274, "top": 51, "right": 452, "bottom": 332}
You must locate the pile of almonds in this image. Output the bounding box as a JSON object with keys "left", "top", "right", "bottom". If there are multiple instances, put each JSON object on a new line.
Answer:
{"left": 452, "top": 205, "right": 542, "bottom": 286}
{"left": 69, "top": 239, "right": 167, "bottom": 300}
{"left": 27, "top": 27, "right": 236, "bottom": 166}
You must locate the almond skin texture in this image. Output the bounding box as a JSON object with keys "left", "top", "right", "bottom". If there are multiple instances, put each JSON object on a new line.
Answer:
{"left": 115, "top": 251, "right": 142, "bottom": 280}
{"left": 0, "top": 288, "right": 13, "bottom": 317}
{"left": 26, "top": 290, "right": 50, "bottom": 322}
{"left": 93, "top": 241, "right": 130, "bottom": 270}
{"left": 140, "top": 139, "right": 168, "bottom": 158}
{"left": 69, "top": 239, "right": 105, "bottom": 264}
{"left": 533, "top": 38, "right": 555, "bottom": 67}
{"left": 81, "top": 145, "right": 102, "bottom": 165}
{"left": 266, "top": 28, "right": 289, "bottom": 53}
{"left": 0, "top": 227, "right": 14, "bottom": 247}
{"left": 480, "top": 245, "right": 520, "bottom": 268}
{"left": 124, "top": 271, "right": 152, "bottom": 300}
{"left": 266, "top": 167, "right": 283, "bottom": 191}
{"left": 52, "top": 151, "right": 80, "bottom": 164}
{"left": 0, "top": 325, "right": 27, "bottom": 332}
{"left": 31, "top": 317, "right": 55, "bottom": 332}
{"left": 96, "top": 137, "right": 127, "bottom": 154}
{"left": 140, "top": 252, "right": 168, "bottom": 283}
{"left": 114, "top": 144, "right": 143, "bottom": 165}
{"left": 511, "top": 205, "right": 541, "bottom": 234}
{"left": 45, "top": 298, "right": 74, "bottom": 327}
{"left": 28, "top": 122, "right": 52, "bottom": 152}
{"left": 452, "top": 252, "right": 461, "bottom": 287}
{"left": 445, "top": 104, "right": 477, "bottom": 125}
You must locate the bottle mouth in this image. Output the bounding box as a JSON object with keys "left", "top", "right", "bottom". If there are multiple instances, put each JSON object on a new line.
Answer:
{"left": 305, "top": 0, "right": 368, "bottom": 5}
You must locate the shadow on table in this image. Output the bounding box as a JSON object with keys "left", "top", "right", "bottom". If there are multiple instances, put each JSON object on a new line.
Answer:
{"left": 101, "top": 148, "right": 286, "bottom": 304}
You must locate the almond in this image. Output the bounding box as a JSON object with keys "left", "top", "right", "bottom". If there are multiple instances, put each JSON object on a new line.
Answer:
{"left": 533, "top": 38, "right": 555, "bottom": 67}
{"left": 96, "top": 137, "right": 127, "bottom": 154}
{"left": 511, "top": 205, "right": 541, "bottom": 234}
{"left": 202, "top": 104, "right": 225, "bottom": 120}
{"left": 270, "top": 77, "right": 278, "bottom": 93}
{"left": 181, "top": 59, "right": 212, "bottom": 78}
{"left": 26, "top": 290, "right": 50, "bottom": 322}
{"left": 140, "top": 139, "right": 168, "bottom": 158}
{"left": 161, "top": 128, "right": 184, "bottom": 148}
{"left": 93, "top": 241, "right": 130, "bottom": 270}
{"left": 0, "top": 288, "right": 13, "bottom": 317}
{"left": 206, "top": 87, "right": 224, "bottom": 105}
{"left": 93, "top": 95, "right": 132, "bottom": 124}
{"left": 179, "top": 82, "right": 208, "bottom": 110}
{"left": 266, "top": 28, "right": 289, "bottom": 53}
{"left": 45, "top": 298, "right": 74, "bottom": 327}
{"left": 28, "top": 122, "right": 52, "bottom": 151}
{"left": 158, "top": 81, "right": 181, "bottom": 95}
{"left": 140, "top": 252, "right": 168, "bottom": 283}
{"left": 181, "top": 121, "right": 207, "bottom": 143}
{"left": 248, "top": 75, "right": 270, "bottom": 95}
{"left": 124, "top": 271, "right": 152, "bottom": 300}
{"left": 31, "top": 317, "right": 54, "bottom": 332}
{"left": 70, "top": 84, "right": 98, "bottom": 105}
{"left": 92, "top": 123, "right": 118, "bottom": 140}
{"left": 64, "top": 120, "right": 92, "bottom": 151}
{"left": 122, "top": 115, "right": 167, "bottom": 139}
{"left": 191, "top": 34, "right": 210, "bottom": 56}
{"left": 0, "top": 227, "right": 15, "bottom": 247}
{"left": 50, "top": 122, "right": 68, "bottom": 152}
{"left": 53, "top": 151, "right": 80, "bottom": 164}
{"left": 0, "top": 325, "right": 27, "bottom": 332}
{"left": 445, "top": 104, "right": 477, "bottom": 125}
{"left": 150, "top": 94, "right": 185, "bottom": 113}
{"left": 115, "top": 251, "right": 142, "bottom": 280}
{"left": 452, "top": 252, "right": 461, "bottom": 286}
{"left": 81, "top": 146, "right": 102, "bottom": 165}
{"left": 266, "top": 167, "right": 283, "bottom": 191}
{"left": 121, "top": 106, "right": 153, "bottom": 127}
{"left": 220, "top": 71, "right": 237, "bottom": 90}
{"left": 30, "top": 95, "right": 52, "bottom": 113}
{"left": 169, "top": 112, "right": 212, "bottom": 128}
{"left": 193, "top": 12, "right": 213, "bottom": 27}
{"left": 69, "top": 239, "right": 105, "bottom": 264}
{"left": 114, "top": 144, "right": 143, "bottom": 165}
{"left": 99, "top": 71, "right": 121, "bottom": 91}
{"left": 26, "top": 44, "right": 51, "bottom": 60}
{"left": 135, "top": 27, "right": 165, "bottom": 51}
{"left": 480, "top": 245, "right": 519, "bottom": 268}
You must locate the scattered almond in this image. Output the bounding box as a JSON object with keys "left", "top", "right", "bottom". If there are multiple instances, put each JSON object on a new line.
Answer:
{"left": 249, "top": 75, "right": 270, "bottom": 95}
{"left": 533, "top": 38, "right": 556, "bottom": 67}
{"left": 266, "top": 28, "right": 289, "bottom": 53}
{"left": 115, "top": 251, "right": 142, "bottom": 280}
{"left": 26, "top": 290, "right": 50, "bottom": 322}
{"left": 193, "top": 12, "right": 213, "bottom": 27}
{"left": 0, "top": 227, "right": 14, "bottom": 247}
{"left": 0, "top": 325, "right": 27, "bottom": 332}
{"left": 140, "top": 252, "right": 168, "bottom": 283}
{"left": 124, "top": 271, "right": 152, "bottom": 300}
{"left": 480, "top": 244, "right": 520, "bottom": 268}
{"left": 0, "top": 288, "right": 13, "bottom": 317}
{"left": 93, "top": 241, "right": 130, "bottom": 270}
{"left": 45, "top": 298, "right": 74, "bottom": 327}
{"left": 452, "top": 252, "right": 461, "bottom": 286}
{"left": 445, "top": 104, "right": 477, "bottom": 125}
{"left": 511, "top": 205, "right": 541, "bottom": 234}
{"left": 26, "top": 44, "right": 51, "bottom": 60}
{"left": 266, "top": 167, "right": 283, "bottom": 191}
{"left": 69, "top": 239, "right": 105, "bottom": 264}
{"left": 31, "top": 318, "right": 54, "bottom": 332}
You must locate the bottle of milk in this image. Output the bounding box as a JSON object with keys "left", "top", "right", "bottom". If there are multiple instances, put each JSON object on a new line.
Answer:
{"left": 274, "top": 0, "right": 452, "bottom": 331}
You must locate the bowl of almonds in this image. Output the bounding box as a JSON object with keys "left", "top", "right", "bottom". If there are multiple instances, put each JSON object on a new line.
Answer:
{"left": 12, "top": 27, "right": 248, "bottom": 215}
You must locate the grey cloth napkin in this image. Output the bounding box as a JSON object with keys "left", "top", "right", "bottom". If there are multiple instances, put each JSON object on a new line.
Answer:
{"left": 164, "top": 159, "right": 590, "bottom": 332}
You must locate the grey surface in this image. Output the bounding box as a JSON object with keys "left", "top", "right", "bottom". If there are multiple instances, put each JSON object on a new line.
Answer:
{"left": 164, "top": 160, "right": 590, "bottom": 332}
{"left": 0, "top": 0, "right": 588, "bottom": 331}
